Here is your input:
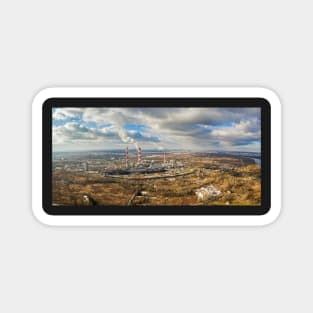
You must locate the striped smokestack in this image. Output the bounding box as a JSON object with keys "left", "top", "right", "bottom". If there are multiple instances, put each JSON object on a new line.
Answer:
{"left": 137, "top": 146, "right": 142, "bottom": 164}
{"left": 125, "top": 146, "right": 128, "bottom": 168}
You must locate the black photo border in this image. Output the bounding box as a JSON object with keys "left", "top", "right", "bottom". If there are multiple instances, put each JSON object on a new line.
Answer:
{"left": 43, "top": 97, "right": 271, "bottom": 216}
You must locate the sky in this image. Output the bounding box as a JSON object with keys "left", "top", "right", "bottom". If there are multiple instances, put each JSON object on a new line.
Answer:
{"left": 52, "top": 107, "right": 261, "bottom": 152}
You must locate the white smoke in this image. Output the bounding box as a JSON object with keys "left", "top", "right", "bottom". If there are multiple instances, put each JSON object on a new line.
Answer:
{"left": 111, "top": 112, "right": 139, "bottom": 151}
{"left": 117, "top": 127, "right": 139, "bottom": 150}
{"left": 110, "top": 112, "right": 164, "bottom": 151}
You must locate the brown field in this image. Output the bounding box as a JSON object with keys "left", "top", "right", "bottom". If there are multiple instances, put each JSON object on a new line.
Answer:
{"left": 52, "top": 152, "right": 261, "bottom": 206}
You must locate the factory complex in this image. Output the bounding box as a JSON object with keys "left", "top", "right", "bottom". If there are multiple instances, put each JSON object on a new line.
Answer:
{"left": 52, "top": 147, "right": 261, "bottom": 207}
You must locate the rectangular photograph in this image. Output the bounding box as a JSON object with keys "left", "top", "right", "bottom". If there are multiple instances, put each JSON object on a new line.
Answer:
{"left": 51, "top": 106, "right": 262, "bottom": 208}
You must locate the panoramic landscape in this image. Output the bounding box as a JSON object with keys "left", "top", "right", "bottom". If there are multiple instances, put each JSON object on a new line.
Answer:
{"left": 52, "top": 107, "right": 261, "bottom": 206}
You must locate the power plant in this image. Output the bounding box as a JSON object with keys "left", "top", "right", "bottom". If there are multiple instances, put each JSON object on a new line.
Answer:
{"left": 53, "top": 147, "right": 262, "bottom": 207}
{"left": 103, "top": 146, "right": 182, "bottom": 176}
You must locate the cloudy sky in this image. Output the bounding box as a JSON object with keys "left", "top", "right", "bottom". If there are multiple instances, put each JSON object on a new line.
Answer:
{"left": 52, "top": 107, "right": 261, "bottom": 152}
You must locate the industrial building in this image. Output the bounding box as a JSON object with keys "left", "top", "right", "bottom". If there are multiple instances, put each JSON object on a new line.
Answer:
{"left": 104, "top": 146, "right": 181, "bottom": 176}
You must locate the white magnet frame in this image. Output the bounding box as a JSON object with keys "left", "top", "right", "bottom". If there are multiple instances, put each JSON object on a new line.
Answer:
{"left": 32, "top": 87, "right": 281, "bottom": 226}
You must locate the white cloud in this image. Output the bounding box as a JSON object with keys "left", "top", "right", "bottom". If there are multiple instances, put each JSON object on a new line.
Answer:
{"left": 211, "top": 119, "right": 261, "bottom": 146}
{"left": 52, "top": 108, "right": 82, "bottom": 120}
{"left": 53, "top": 123, "right": 117, "bottom": 145}
{"left": 52, "top": 107, "right": 261, "bottom": 151}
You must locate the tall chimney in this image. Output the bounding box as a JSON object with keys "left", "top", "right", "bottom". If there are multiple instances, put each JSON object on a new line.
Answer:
{"left": 125, "top": 146, "right": 128, "bottom": 168}
{"left": 163, "top": 152, "right": 166, "bottom": 164}
{"left": 138, "top": 146, "right": 142, "bottom": 164}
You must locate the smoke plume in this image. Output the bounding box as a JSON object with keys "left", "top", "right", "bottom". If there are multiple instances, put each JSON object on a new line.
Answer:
{"left": 111, "top": 112, "right": 139, "bottom": 150}
{"left": 117, "top": 127, "right": 139, "bottom": 150}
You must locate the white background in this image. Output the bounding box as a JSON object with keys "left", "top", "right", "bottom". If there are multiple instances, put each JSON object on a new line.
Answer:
{"left": 0, "top": 1, "right": 311, "bottom": 312}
